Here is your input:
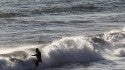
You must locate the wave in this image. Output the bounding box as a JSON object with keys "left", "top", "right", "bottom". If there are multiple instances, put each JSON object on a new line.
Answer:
{"left": 31, "top": 4, "right": 104, "bottom": 14}
{"left": 31, "top": 0, "right": 125, "bottom": 14}
{"left": 0, "top": 12, "right": 30, "bottom": 18}
{"left": 42, "top": 0, "right": 125, "bottom": 13}
{"left": 0, "top": 4, "right": 103, "bottom": 18}
{"left": 41, "top": 36, "right": 104, "bottom": 67}
{"left": 1, "top": 0, "right": 125, "bottom": 17}
{"left": 1, "top": 27, "right": 125, "bottom": 70}
{"left": 0, "top": 12, "right": 17, "bottom": 18}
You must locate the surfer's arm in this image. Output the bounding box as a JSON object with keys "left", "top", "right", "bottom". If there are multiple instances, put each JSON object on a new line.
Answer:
{"left": 32, "top": 54, "right": 36, "bottom": 56}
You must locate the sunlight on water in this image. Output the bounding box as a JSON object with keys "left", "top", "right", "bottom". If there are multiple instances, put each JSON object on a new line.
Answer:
{"left": 0, "top": 0, "right": 125, "bottom": 70}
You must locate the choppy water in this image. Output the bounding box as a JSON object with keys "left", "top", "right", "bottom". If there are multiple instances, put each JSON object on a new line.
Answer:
{"left": 0, "top": 0, "right": 125, "bottom": 70}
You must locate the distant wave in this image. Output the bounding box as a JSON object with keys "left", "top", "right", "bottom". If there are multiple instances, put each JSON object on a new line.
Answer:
{"left": 0, "top": 12, "right": 29, "bottom": 18}
{"left": 32, "top": 0, "right": 115, "bottom": 14}
{"left": 31, "top": 4, "right": 104, "bottom": 14}
{"left": 0, "top": 12, "right": 17, "bottom": 18}
{"left": 29, "top": 0, "right": 125, "bottom": 14}
{"left": 1, "top": 0, "right": 125, "bottom": 17}
{"left": 0, "top": 4, "right": 103, "bottom": 18}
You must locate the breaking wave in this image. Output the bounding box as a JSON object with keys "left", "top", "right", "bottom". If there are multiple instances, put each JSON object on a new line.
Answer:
{"left": 1, "top": 27, "right": 125, "bottom": 70}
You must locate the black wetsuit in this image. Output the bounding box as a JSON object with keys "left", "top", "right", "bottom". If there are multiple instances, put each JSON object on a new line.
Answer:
{"left": 36, "top": 50, "right": 42, "bottom": 62}
{"left": 32, "top": 48, "right": 42, "bottom": 66}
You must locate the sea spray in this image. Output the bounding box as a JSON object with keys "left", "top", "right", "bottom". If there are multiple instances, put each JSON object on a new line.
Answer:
{"left": 42, "top": 36, "right": 103, "bottom": 66}
{"left": 1, "top": 28, "right": 125, "bottom": 69}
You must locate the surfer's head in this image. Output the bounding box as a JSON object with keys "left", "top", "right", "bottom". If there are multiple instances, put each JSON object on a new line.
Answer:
{"left": 36, "top": 48, "right": 39, "bottom": 52}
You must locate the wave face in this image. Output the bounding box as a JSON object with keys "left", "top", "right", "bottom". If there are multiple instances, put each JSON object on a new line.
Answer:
{"left": 1, "top": 28, "right": 125, "bottom": 70}
{"left": 42, "top": 36, "right": 103, "bottom": 66}
{"left": 0, "top": 0, "right": 125, "bottom": 17}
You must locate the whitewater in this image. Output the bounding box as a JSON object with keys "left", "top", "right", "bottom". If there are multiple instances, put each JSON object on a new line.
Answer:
{"left": 2, "top": 28, "right": 125, "bottom": 70}
{"left": 1, "top": 0, "right": 125, "bottom": 70}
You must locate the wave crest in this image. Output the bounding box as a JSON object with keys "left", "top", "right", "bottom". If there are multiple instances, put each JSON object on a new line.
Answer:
{"left": 1, "top": 27, "right": 125, "bottom": 69}
{"left": 42, "top": 36, "right": 103, "bottom": 66}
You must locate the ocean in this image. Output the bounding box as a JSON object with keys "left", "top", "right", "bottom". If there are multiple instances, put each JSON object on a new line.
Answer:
{"left": 0, "top": 0, "right": 125, "bottom": 70}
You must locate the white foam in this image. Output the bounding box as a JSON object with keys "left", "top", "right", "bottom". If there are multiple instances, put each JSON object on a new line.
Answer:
{"left": 1, "top": 27, "right": 125, "bottom": 70}
{"left": 42, "top": 36, "right": 103, "bottom": 66}
{"left": 114, "top": 48, "right": 125, "bottom": 57}
{"left": 103, "top": 30, "right": 125, "bottom": 42}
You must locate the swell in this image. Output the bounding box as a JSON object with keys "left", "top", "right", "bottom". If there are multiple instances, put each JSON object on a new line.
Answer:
{"left": 28, "top": 0, "right": 125, "bottom": 14}
{"left": 0, "top": 4, "right": 103, "bottom": 18}
{"left": 0, "top": 12, "right": 29, "bottom": 18}
{"left": 31, "top": 4, "right": 104, "bottom": 14}
{"left": 1, "top": 0, "right": 125, "bottom": 17}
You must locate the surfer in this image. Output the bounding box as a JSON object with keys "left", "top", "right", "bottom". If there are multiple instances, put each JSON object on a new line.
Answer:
{"left": 32, "top": 48, "right": 42, "bottom": 66}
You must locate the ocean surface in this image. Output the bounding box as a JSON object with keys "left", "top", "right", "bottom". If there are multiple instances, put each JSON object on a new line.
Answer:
{"left": 0, "top": 0, "right": 125, "bottom": 70}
